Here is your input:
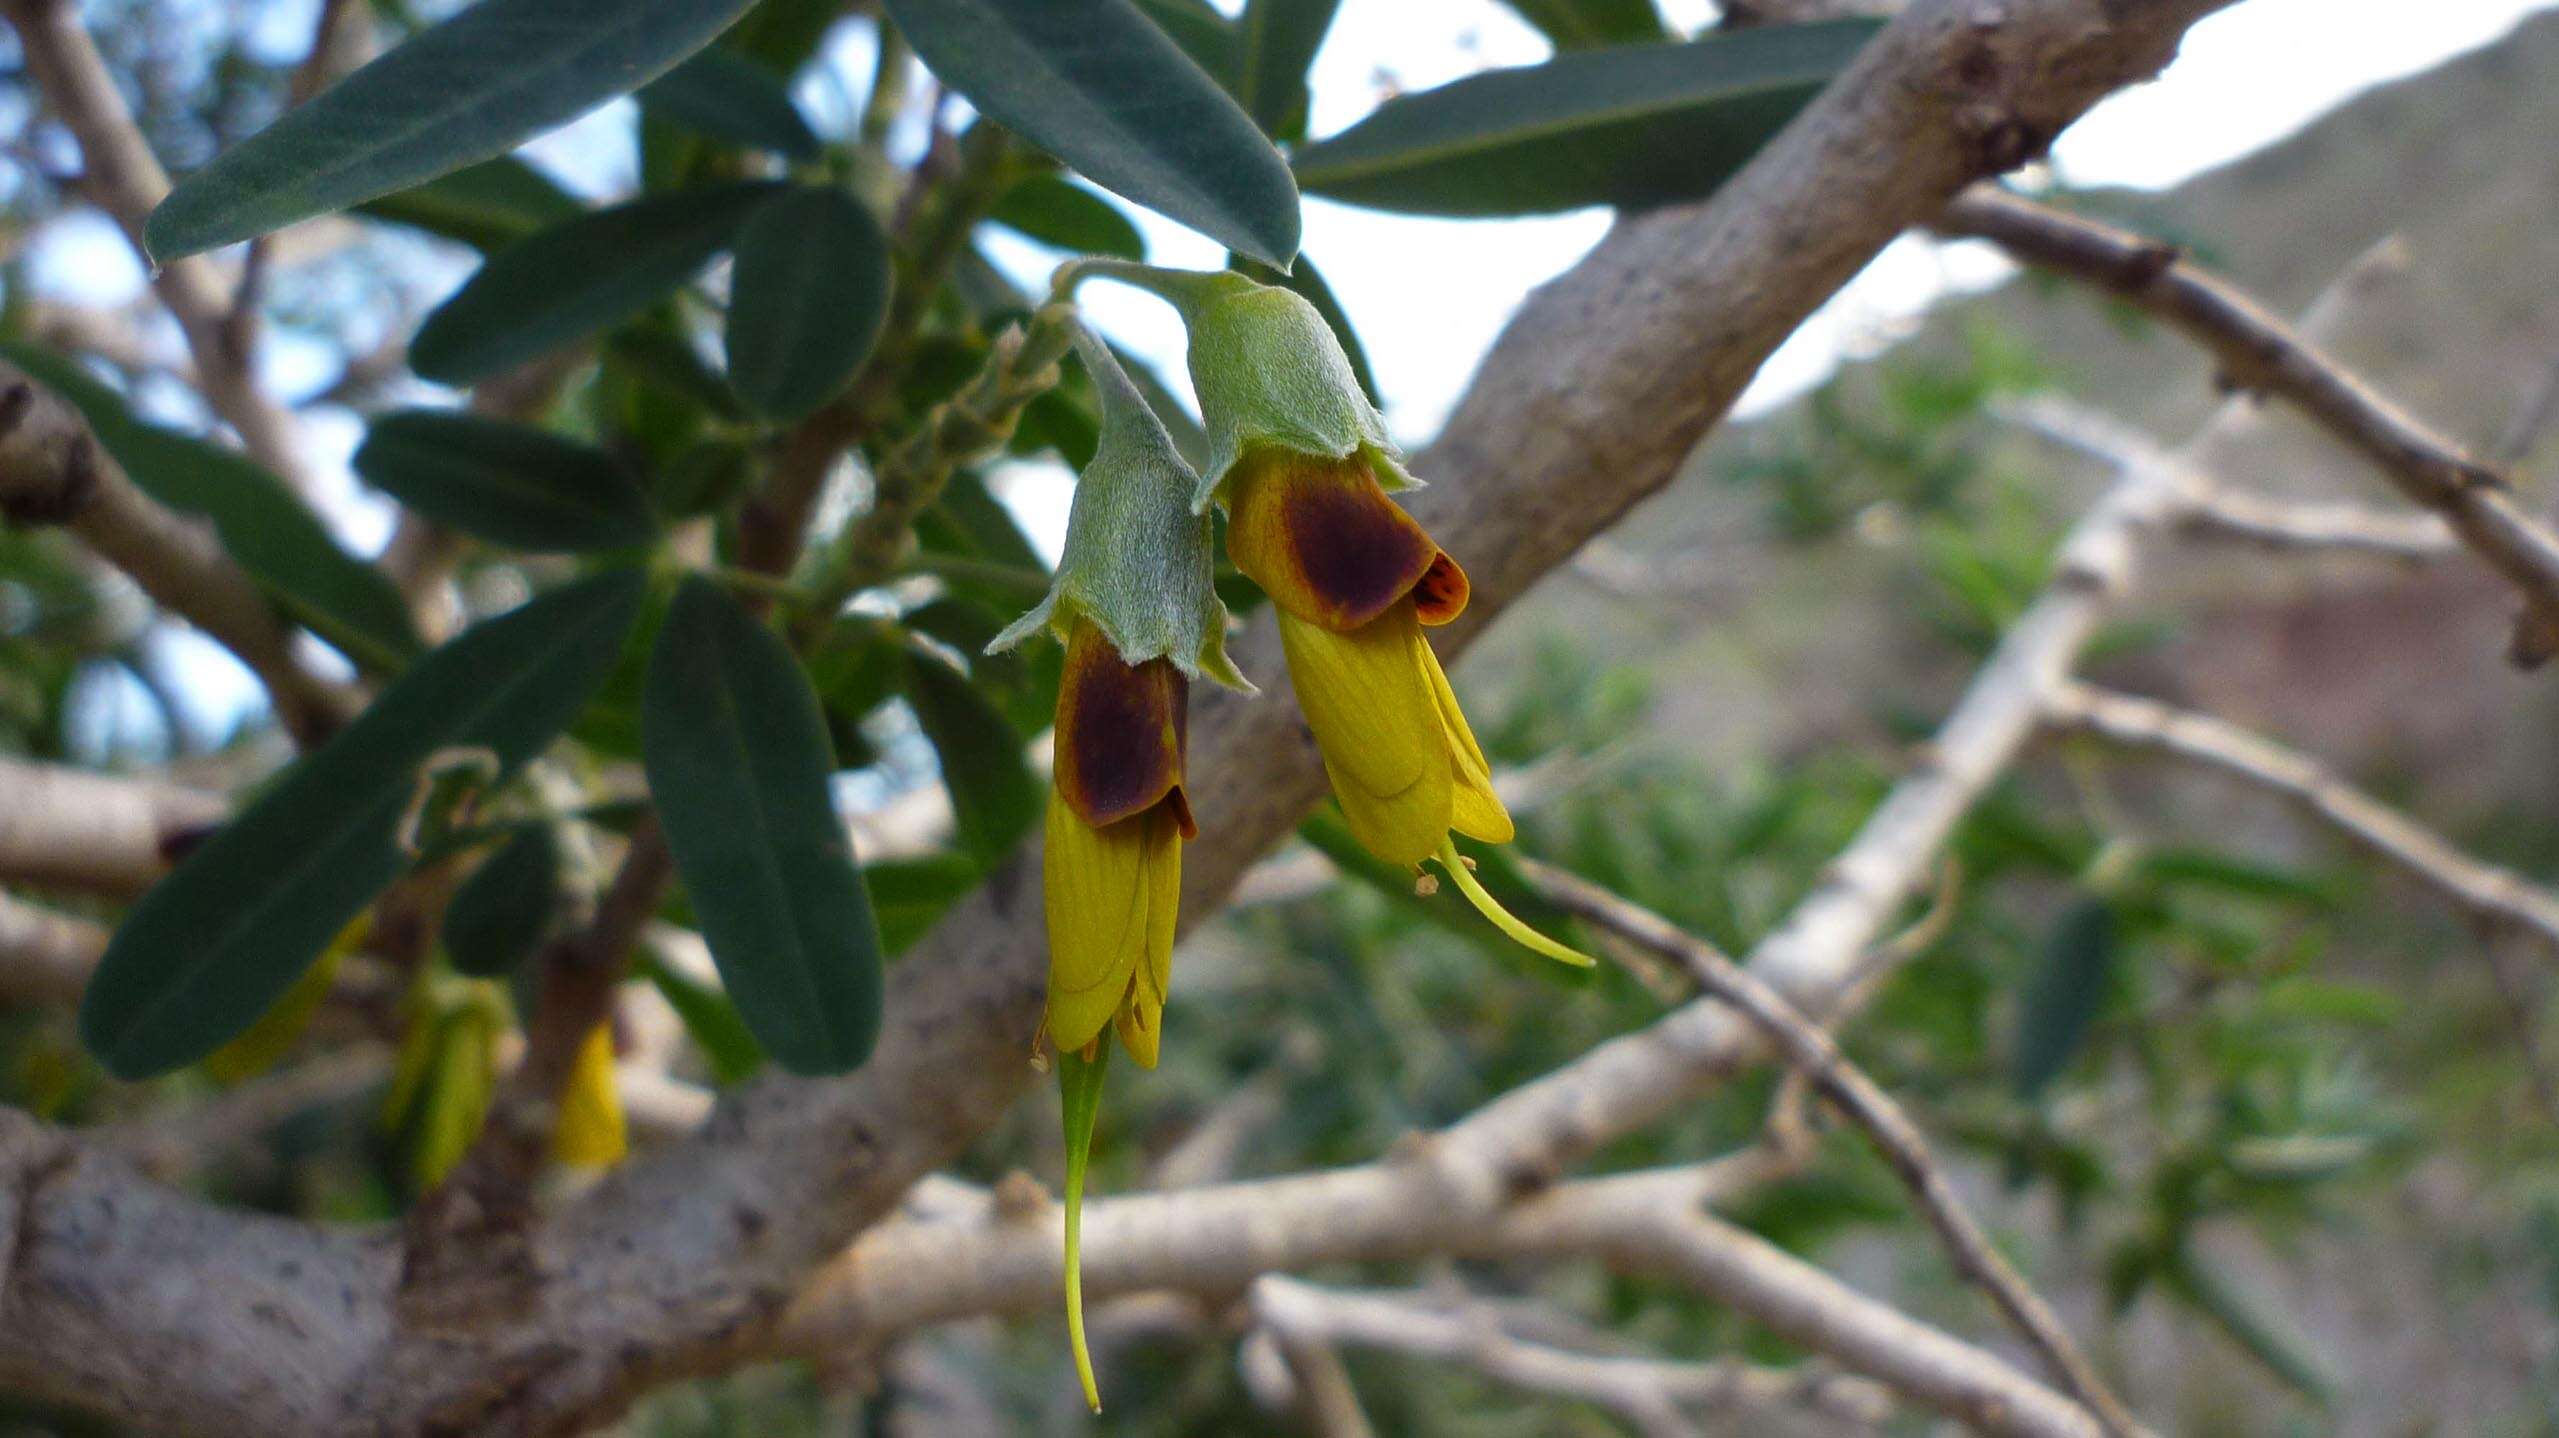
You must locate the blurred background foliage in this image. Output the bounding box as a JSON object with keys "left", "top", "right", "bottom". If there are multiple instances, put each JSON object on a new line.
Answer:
{"left": 2, "top": 1, "right": 2558, "bottom": 1435}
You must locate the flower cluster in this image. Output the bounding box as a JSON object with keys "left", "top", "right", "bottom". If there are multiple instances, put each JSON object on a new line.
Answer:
{"left": 996, "top": 270, "right": 1589, "bottom": 1410}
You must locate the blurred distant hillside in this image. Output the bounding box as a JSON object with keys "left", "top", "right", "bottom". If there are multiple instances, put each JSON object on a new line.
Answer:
{"left": 1480, "top": 5, "right": 2559, "bottom": 808}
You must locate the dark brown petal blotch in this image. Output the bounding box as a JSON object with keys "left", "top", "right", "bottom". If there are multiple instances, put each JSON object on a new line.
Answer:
{"left": 1054, "top": 623, "right": 1189, "bottom": 829}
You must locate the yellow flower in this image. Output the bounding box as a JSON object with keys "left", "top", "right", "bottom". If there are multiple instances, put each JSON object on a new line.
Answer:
{"left": 1227, "top": 446, "right": 1592, "bottom": 968}
{"left": 552, "top": 1021, "right": 627, "bottom": 1169}
{"left": 1041, "top": 615, "right": 1195, "bottom": 1414}
{"left": 1043, "top": 616, "right": 1194, "bottom": 1070}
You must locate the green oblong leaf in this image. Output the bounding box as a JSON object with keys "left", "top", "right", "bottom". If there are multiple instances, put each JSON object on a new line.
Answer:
{"left": 900, "top": 649, "right": 1041, "bottom": 870}
{"left": 1290, "top": 21, "right": 1880, "bottom": 217}
{"left": 643, "top": 577, "right": 884, "bottom": 1075}
{"left": 353, "top": 156, "right": 583, "bottom": 253}
{"left": 2012, "top": 896, "right": 2117, "bottom": 1099}
{"left": 354, "top": 410, "right": 658, "bottom": 553}
{"left": 80, "top": 571, "right": 647, "bottom": 1079}
{"left": 412, "top": 181, "right": 782, "bottom": 386}
{"left": 0, "top": 342, "right": 420, "bottom": 670}
{"left": 881, "top": 0, "right": 1300, "bottom": 266}
{"left": 638, "top": 47, "right": 823, "bottom": 159}
{"left": 724, "top": 186, "right": 892, "bottom": 420}
{"left": 445, "top": 825, "right": 561, "bottom": 979}
{"left": 989, "top": 175, "right": 1147, "bottom": 261}
{"left": 1236, "top": 0, "right": 1341, "bottom": 139}
{"left": 143, "top": 0, "right": 760, "bottom": 263}
{"left": 639, "top": 948, "right": 766, "bottom": 1083}
{"left": 1491, "top": 0, "right": 1669, "bottom": 50}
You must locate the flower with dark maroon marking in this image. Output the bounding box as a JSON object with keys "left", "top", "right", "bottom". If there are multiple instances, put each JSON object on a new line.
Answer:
{"left": 1055, "top": 263, "right": 1592, "bottom": 966}
{"left": 986, "top": 316, "right": 1245, "bottom": 1412}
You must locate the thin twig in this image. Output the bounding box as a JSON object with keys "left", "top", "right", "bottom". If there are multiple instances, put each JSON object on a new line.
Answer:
{"left": 1, "top": 0, "right": 323, "bottom": 499}
{"left": 1941, "top": 188, "right": 2559, "bottom": 665}
{"left": 1520, "top": 865, "right": 2143, "bottom": 1438}
{"left": 2045, "top": 683, "right": 2559, "bottom": 963}
{"left": 1249, "top": 1276, "right": 1894, "bottom": 1436}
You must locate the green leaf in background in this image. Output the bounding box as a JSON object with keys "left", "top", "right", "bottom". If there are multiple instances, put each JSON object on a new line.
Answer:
{"left": 989, "top": 174, "right": 1147, "bottom": 261}
{"left": 444, "top": 825, "right": 561, "bottom": 979}
{"left": 1130, "top": 0, "right": 1240, "bottom": 78}
{"left": 638, "top": 47, "right": 823, "bottom": 159}
{"left": 411, "top": 181, "right": 782, "bottom": 386}
{"left": 866, "top": 852, "right": 988, "bottom": 956}
{"left": 643, "top": 578, "right": 884, "bottom": 1075}
{"left": 724, "top": 186, "right": 892, "bottom": 419}
{"left": 2012, "top": 896, "right": 2117, "bottom": 1099}
{"left": 1236, "top": 0, "right": 1341, "bottom": 139}
{"left": 352, "top": 156, "right": 584, "bottom": 253}
{"left": 354, "top": 410, "right": 658, "bottom": 553}
{"left": 901, "top": 648, "right": 1042, "bottom": 870}
{"left": 724, "top": 0, "right": 846, "bottom": 77}
{"left": 79, "top": 571, "right": 645, "bottom": 1079}
{"left": 639, "top": 949, "right": 766, "bottom": 1084}
{"left": 0, "top": 343, "right": 420, "bottom": 670}
{"left": 2165, "top": 1246, "right": 2339, "bottom": 1405}
{"left": 143, "top": 0, "right": 760, "bottom": 262}
{"left": 881, "top": 0, "right": 1301, "bottom": 267}
{"left": 1291, "top": 20, "right": 1880, "bottom": 217}
{"left": 1491, "top": 0, "right": 1670, "bottom": 50}
{"left": 1229, "top": 251, "right": 1378, "bottom": 405}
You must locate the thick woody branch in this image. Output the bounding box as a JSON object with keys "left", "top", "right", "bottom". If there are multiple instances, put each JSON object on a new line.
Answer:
{"left": 1520, "top": 864, "right": 2141, "bottom": 1437}
{"left": 0, "top": 3, "right": 2236, "bottom": 1431}
{"left": 1246, "top": 1276, "right": 1895, "bottom": 1436}
{"left": 0, "top": 362, "right": 347, "bottom": 743}
{"left": 1, "top": 0, "right": 323, "bottom": 498}
{"left": 2045, "top": 682, "right": 2559, "bottom": 959}
{"left": 1940, "top": 187, "right": 2559, "bottom": 659}
{"left": 0, "top": 757, "right": 226, "bottom": 896}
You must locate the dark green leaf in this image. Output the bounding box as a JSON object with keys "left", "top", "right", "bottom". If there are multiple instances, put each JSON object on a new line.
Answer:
{"left": 145, "top": 0, "right": 761, "bottom": 262}
{"left": 638, "top": 47, "right": 823, "bottom": 158}
{"left": 901, "top": 649, "right": 1042, "bottom": 869}
{"left": 866, "top": 852, "right": 987, "bottom": 956}
{"left": 2136, "top": 847, "right": 2342, "bottom": 908}
{"left": 2012, "top": 897, "right": 2116, "bottom": 1099}
{"left": 724, "top": 0, "right": 846, "bottom": 76}
{"left": 354, "top": 410, "right": 658, "bottom": 553}
{"left": 0, "top": 343, "right": 420, "bottom": 670}
{"left": 1491, "top": 0, "right": 1668, "bottom": 50}
{"left": 444, "top": 825, "right": 560, "bottom": 978}
{"left": 412, "top": 181, "right": 782, "bottom": 386}
{"left": 881, "top": 0, "right": 1300, "bottom": 266}
{"left": 1236, "top": 0, "right": 1340, "bottom": 138}
{"left": 639, "top": 948, "right": 767, "bottom": 1083}
{"left": 1130, "top": 0, "right": 1240, "bottom": 78}
{"left": 1291, "top": 21, "right": 1879, "bottom": 216}
{"left": 606, "top": 322, "right": 750, "bottom": 424}
{"left": 80, "top": 571, "right": 645, "bottom": 1078}
{"left": 353, "top": 156, "right": 583, "bottom": 253}
{"left": 1229, "top": 251, "right": 1376, "bottom": 404}
{"left": 643, "top": 577, "right": 884, "bottom": 1075}
{"left": 2166, "top": 1247, "right": 2338, "bottom": 1404}
{"left": 989, "top": 174, "right": 1147, "bottom": 260}
{"left": 724, "top": 186, "right": 892, "bottom": 419}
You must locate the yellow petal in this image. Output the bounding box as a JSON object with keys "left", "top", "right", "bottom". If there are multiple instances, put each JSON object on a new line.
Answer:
{"left": 552, "top": 1022, "right": 628, "bottom": 1168}
{"left": 1043, "top": 794, "right": 1148, "bottom": 1055}
{"left": 1112, "top": 806, "right": 1181, "bottom": 1070}
{"left": 1419, "top": 632, "right": 1513, "bottom": 845}
{"left": 1279, "top": 606, "right": 1450, "bottom": 869}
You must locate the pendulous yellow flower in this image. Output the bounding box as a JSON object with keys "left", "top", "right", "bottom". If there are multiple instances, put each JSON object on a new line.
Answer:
{"left": 1226, "top": 446, "right": 1592, "bottom": 969}
{"left": 1042, "top": 615, "right": 1194, "bottom": 1071}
